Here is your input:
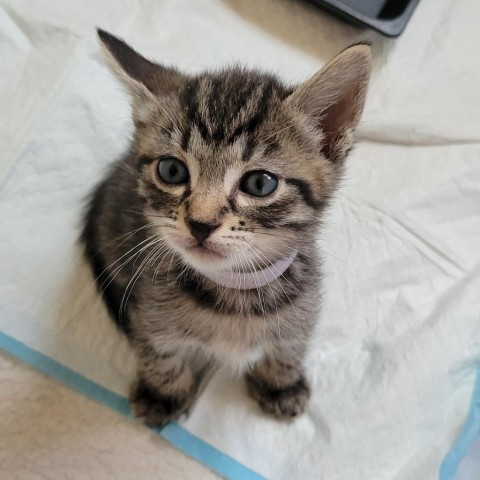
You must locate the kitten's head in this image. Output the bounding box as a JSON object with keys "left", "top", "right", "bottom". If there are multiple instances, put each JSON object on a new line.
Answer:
{"left": 99, "top": 30, "right": 371, "bottom": 274}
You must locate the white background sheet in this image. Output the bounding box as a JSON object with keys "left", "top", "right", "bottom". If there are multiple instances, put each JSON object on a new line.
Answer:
{"left": 1, "top": 0, "right": 479, "bottom": 479}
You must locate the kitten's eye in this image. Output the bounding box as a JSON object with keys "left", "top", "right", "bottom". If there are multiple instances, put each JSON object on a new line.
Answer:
{"left": 240, "top": 170, "right": 278, "bottom": 198}
{"left": 157, "top": 157, "right": 189, "bottom": 184}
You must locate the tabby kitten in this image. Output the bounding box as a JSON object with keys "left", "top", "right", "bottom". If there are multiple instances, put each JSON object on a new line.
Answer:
{"left": 82, "top": 29, "right": 371, "bottom": 426}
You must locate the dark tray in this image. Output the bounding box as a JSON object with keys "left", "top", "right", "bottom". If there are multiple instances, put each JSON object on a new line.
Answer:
{"left": 308, "top": 0, "right": 420, "bottom": 37}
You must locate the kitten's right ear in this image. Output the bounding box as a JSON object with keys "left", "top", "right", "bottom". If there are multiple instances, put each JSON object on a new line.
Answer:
{"left": 97, "top": 29, "right": 183, "bottom": 119}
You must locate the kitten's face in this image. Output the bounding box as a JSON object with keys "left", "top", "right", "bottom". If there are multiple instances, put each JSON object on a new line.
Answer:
{"left": 98, "top": 30, "right": 370, "bottom": 273}
{"left": 136, "top": 72, "right": 337, "bottom": 273}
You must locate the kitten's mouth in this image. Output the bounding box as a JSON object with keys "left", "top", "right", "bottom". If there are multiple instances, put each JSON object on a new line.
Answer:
{"left": 188, "top": 244, "right": 226, "bottom": 259}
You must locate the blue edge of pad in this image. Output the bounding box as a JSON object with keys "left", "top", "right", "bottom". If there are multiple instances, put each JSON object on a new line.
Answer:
{"left": 0, "top": 331, "right": 265, "bottom": 480}
{"left": 1, "top": 330, "right": 478, "bottom": 480}
{"left": 440, "top": 367, "right": 480, "bottom": 480}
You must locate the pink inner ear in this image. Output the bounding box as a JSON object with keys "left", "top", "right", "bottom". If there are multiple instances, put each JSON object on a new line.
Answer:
{"left": 321, "top": 84, "right": 359, "bottom": 159}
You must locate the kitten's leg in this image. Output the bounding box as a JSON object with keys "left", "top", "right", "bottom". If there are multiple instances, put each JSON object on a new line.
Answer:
{"left": 130, "top": 344, "right": 199, "bottom": 427}
{"left": 246, "top": 346, "right": 311, "bottom": 420}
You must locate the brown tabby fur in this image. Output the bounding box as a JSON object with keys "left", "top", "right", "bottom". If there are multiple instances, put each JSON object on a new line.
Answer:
{"left": 81, "top": 29, "right": 371, "bottom": 426}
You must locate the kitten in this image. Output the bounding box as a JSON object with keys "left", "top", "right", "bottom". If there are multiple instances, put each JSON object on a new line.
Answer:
{"left": 82, "top": 29, "right": 371, "bottom": 426}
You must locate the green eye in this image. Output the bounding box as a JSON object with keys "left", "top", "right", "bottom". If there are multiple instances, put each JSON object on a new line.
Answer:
{"left": 158, "top": 157, "right": 189, "bottom": 184}
{"left": 240, "top": 170, "right": 278, "bottom": 198}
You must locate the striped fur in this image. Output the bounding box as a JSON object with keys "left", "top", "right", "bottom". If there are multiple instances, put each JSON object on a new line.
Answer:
{"left": 81, "top": 30, "right": 371, "bottom": 425}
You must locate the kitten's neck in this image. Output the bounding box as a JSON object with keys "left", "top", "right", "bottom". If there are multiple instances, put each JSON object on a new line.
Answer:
{"left": 195, "top": 250, "right": 297, "bottom": 290}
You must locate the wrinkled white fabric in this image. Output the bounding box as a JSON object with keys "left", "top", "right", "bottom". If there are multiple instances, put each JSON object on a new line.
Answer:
{"left": 0, "top": 0, "right": 479, "bottom": 479}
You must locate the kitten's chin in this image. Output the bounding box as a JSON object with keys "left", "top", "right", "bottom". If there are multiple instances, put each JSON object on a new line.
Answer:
{"left": 180, "top": 245, "right": 234, "bottom": 273}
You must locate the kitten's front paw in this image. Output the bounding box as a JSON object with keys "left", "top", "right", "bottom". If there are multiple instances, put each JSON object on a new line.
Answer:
{"left": 130, "top": 379, "right": 193, "bottom": 427}
{"left": 246, "top": 374, "right": 311, "bottom": 420}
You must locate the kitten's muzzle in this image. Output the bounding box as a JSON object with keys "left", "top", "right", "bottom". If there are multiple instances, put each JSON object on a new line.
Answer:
{"left": 187, "top": 219, "right": 220, "bottom": 244}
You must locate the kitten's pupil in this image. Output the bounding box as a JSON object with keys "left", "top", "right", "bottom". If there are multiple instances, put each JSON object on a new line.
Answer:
{"left": 169, "top": 165, "right": 178, "bottom": 177}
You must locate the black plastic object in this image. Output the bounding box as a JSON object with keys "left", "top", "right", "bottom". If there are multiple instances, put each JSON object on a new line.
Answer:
{"left": 308, "top": 0, "right": 420, "bottom": 37}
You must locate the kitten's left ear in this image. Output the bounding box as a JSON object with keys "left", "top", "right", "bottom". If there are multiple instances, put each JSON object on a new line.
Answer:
{"left": 97, "top": 29, "right": 184, "bottom": 120}
{"left": 286, "top": 44, "right": 372, "bottom": 163}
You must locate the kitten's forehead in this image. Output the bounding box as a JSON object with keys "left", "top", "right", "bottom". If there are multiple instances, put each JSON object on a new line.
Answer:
{"left": 177, "top": 69, "right": 292, "bottom": 162}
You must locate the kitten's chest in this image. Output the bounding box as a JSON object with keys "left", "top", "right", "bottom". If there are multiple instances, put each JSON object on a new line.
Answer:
{"left": 190, "top": 312, "right": 268, "bottom": 371}
{"left": 137, "top": 267, "right": 313, "bottom": 355}
{"left": 179, "top": 304, "right": 274, "bottom": 349}
{"left": 141, "top": 289, "right": 279, "bottom": 351}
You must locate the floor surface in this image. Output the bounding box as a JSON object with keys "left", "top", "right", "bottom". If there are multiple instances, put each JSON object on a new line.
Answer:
{"left": 0, "top": 352, "right": 219, "bottom": 480}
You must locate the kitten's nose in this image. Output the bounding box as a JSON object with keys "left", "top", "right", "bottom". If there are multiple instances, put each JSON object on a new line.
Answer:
{"left": 187, "top": 219, "right": 220, "bottom": 244}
